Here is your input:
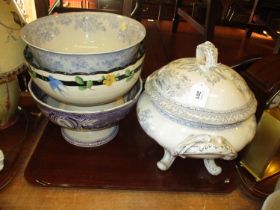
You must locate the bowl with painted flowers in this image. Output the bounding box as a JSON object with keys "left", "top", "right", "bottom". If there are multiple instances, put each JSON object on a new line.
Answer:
{"left": 24, "top": 46, "right": 144, "bottom": 106}
{"left": 28, "top": 78, "right": 143, "bottom": 147}
{"left": 20, "top": 12, "right": 146, "bottom": 74}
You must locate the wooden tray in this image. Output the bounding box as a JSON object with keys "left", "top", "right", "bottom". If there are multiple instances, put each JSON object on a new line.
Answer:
{"left": 25, "top": 111, "right": 237, "bottom": 193}
{"left": 0, "top": 108, "right": 29, "bottom": 189}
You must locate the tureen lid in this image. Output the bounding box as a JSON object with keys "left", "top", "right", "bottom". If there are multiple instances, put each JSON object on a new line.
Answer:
{"left": 145, "top": 41, "right": 257, "bottom": 125}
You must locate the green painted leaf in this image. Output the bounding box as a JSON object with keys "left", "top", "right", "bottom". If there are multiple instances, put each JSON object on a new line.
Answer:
{"left": 31, "top": 71, "right": 37, "bottom": 78}
{"left": 75, "top": 76, "right": 84, "bottom": 85}
{"left": 86, "top": 80, "right": 93, "bottom": 88}
{"left": 115, "top": 73, "right": 121, "bottom": 81}
{"left": 125, "top": 69, "right": 131, "bottom": 76}
{"left": 126, "top": 71, "right": 135, "bottom": 81}
{"left": 27, "top": 68, "right": 37, "bottom": 78}
{"left": 78, "top": 86, "right": 87, "bottom": 90}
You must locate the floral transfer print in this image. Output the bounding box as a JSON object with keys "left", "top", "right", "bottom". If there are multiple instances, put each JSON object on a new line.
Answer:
{"left": 103, "top": 74, "right": 116, "bottom": 86}
{"left": 27, "top": 65, "right": 140, "bottom": 92}
{"left": 137, "top": 108, "right": 154, "bottom": 135}
{"left": 48, "top": 75, "right": 64, "bottom": 92}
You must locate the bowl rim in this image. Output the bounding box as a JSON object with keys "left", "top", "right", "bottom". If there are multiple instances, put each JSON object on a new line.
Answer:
{"left": 20, "top": 12, "right": 146, "bottom": 55}
{"left": 261, "top": 190, "right": 280, "bottom": 210}
{"left": 28, "top": 78, "right": 143, "bottom": 114}
{"left": 24, "top": 45, "right": 145, "bottom": 75}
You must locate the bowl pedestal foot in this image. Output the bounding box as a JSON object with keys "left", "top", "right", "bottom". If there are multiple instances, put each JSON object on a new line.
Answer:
{"left": 61, "top": 125, "right": 119, "bottom": 147}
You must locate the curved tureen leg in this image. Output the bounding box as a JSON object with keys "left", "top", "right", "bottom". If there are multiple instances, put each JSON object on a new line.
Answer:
{"left": 203, "top": 159, "right": 222, "bottom": 175}
{"left": 157, "top": 149, "right": 176, "bottom": 171}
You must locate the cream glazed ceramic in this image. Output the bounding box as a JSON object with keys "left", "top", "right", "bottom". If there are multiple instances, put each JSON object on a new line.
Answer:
{"left": 137, "top": 41, "right": 257, "bottom": 176}
{"left": 25, "top": 46, "right": 145, "bottom": 106}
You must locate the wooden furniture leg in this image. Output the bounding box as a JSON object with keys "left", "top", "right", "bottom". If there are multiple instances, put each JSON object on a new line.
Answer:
{"left": 172, "top": 0, "right": 183, "bottom": 33}
{"left": 273, "top": 36, "right": 280, "bottom": 54}
{"left": 204, "top": 0, "right": 218, "bottom": 41}
{"left": 172, "top": 0, "right": 220, "bottom": 41}
{"left": 245, "top": 0, "right": 259, "bottom": 38}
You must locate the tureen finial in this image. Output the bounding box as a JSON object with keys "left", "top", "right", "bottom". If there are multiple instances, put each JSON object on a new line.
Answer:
{"left": 196, "top": 41, "right": 218, "bottom": 70}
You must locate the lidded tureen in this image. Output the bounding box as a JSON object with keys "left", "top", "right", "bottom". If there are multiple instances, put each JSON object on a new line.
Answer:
{"left": 137, "top": 41, "right": 257, "bottom": 175}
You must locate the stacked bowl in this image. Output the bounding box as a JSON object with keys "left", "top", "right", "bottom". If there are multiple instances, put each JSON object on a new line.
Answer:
{"left": 21, "top": 12, "right": 146, "bottom": 147}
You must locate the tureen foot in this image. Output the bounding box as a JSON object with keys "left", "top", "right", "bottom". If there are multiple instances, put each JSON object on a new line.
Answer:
{"left": 203, "top": 159, "right": 222, "bottom": 176}
{"left": 157, "top": 149, "right": 176, "bottom": 171}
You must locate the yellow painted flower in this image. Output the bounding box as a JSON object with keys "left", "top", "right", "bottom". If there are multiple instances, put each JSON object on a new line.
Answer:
{"left": 103, "top": 74, "right": 116, "bottom": 86}
{"left": 120, "top": 22, "right": 127, "bottom": 31}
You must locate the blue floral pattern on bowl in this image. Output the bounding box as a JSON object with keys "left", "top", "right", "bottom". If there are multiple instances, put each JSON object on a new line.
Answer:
{"left": 21, "top": 12, "right": 146, "bottom": 73}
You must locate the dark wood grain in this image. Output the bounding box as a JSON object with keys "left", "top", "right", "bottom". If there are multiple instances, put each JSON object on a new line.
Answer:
{"left": 240, "top": 55, "right": 280, "bottom": 120}
{"left": 0, "top": 109, "right": 28, "bottom": 190}
{"left": 237, "top": 164, "right": 280, "bottom": 199}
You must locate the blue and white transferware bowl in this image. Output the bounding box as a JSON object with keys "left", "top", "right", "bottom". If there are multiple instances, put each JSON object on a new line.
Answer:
{"left": 25, "top": 46, "right": 144, "bottom": 106}
{"left": 28, "top": 78, "right": 143, "bottom": 147}
{"left": 137, "top": 41, "right": 257, "bottom": 176}
{"left": 21, "top": 12, "right": 146, "bottom": 73}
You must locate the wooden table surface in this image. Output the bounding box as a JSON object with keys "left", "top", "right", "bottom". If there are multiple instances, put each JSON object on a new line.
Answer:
{"left": 0, "top": 109, "right": 263, "bottom": 210}
{"left": 0, "top": 19, "right": 274, "bottom": 209}
{"left": 0, "top": 117, "right": 263, "bottom": 210}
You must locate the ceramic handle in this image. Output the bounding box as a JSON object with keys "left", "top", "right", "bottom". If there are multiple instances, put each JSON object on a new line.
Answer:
{"left": 175, "top": 134, "right": 237, "bottom": 160}
{"left": 174, "top": 134, "right": 237, "bottom": 175}
{"left": 196, "top": 41, "right": 218, "bottom": 70}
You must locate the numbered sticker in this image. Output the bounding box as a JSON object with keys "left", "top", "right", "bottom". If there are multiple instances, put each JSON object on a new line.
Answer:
{"left": 188, "top": 82, "right": 209, "bottom": 107}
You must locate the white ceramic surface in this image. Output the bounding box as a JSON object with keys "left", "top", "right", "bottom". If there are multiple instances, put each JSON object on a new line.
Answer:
{"left": 262, "top": 178, "right": 280, "bottom": 210}
{"left": 25, "top": 48, "right": 144, "bottom": 106}
{"left": 136, "top": 41, "right": 257, "bottom": 175}
{"left": 137, "top": 92, "right": 256, "bottom": 175}
{"left": 144, "top": 42, "right": 257, "bottom": 125}
{"left": 21, "top": 12, "right": 146, "bottom": 73}
{"left": 262, "top": 190, "right": 280, "bottom": 210}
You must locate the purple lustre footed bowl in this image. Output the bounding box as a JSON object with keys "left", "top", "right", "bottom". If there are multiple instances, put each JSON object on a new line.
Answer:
{"left": 28, "top": 78, "right": 143, "bottom": 147}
